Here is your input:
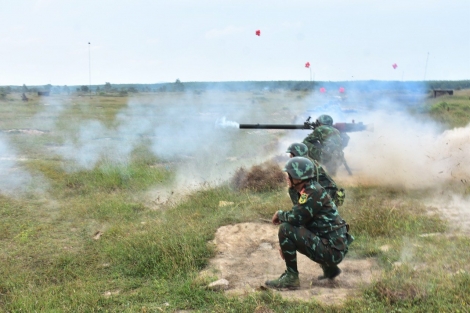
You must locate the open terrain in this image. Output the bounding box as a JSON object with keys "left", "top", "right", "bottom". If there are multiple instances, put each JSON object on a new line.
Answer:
{"left": 0, "top": 87, "right": 469, "bottom": 312}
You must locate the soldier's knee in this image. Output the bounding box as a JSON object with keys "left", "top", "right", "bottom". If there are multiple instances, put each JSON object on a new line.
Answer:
{"left": 278, "top": 222, "right": 290, "bottom": 233}
{"left": 278, "top": 222, "right": 295, "bottom": 236}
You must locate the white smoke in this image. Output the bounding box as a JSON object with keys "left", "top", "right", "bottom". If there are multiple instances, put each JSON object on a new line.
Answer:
{"left": 0, "top": 134, "right": 33, "bottom": 195}
{"left": 16, "top": 84, "right": 465, "bottom": 197}
{"left": 215, "top": 116, "right": 239, "bottom": 129}
{"left": 57, "top": 120, "right": 116, "bottom": 170}
{"left": 50, "top": 90, "right": 293, "bottom": 187}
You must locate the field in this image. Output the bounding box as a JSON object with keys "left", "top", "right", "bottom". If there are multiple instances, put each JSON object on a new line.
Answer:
{"left": 0, "top": 88, "right": 470, "bottom": 312}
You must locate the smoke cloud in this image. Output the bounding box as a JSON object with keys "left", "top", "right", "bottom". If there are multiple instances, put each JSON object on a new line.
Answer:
{"left": 4, "top": 83, "right": 467, "bottom": 202}
{"left": 216, "top": 117, "right": 240, "bottom": 129}
{"left": 0, "top": 134, "right": 33, "bottom": 195}
{"left": 51, "top": 90, "right": 293, "bottom": 188}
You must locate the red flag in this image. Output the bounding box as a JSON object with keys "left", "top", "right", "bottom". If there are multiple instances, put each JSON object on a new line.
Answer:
{"left": 392, "top": 63, "right": 398, "bottom": 69}
{"left": 305, "top": 62, "right": 310, "bottom": 68}
{"left": 320, "top": 87, "right": 326, "bottom": 93}
{"left": 255, "top": 30, "right": 261, "bottom": 36}
{"left": 339, "top": 87, "right": 345, "bottom": 93}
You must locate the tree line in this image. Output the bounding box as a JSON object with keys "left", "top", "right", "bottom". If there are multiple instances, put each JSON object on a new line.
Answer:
{"left": 1, "top": 80, "right": 469, "bottom": 97}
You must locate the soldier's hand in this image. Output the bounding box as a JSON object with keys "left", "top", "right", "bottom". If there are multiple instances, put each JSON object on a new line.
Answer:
{"left": 272, "top": 211, "right": 280, "bottom": 225}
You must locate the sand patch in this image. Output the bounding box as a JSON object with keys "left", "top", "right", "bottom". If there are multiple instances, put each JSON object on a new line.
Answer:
{"left": 426, "top": 194, "right": 470, "bottom": 234}
{"left": 201, "top": 222, "right": 380, "bottom": 305}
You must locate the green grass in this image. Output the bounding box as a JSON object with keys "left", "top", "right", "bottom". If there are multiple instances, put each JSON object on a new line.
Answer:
{"left": 423, "top": 89, "right": 470, "bottom": 128}
{"left": 1, "top": 91, "right": 470, "bottom": 312}
{"left": 2, "top": 181, "right": 467, "bottom": 312}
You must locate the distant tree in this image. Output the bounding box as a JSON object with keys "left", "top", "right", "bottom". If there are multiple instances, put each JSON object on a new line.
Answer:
{"left": 5, "top": 86, "right": 11, "bottom": 94}
{"left": 51, "top": 86, "right": 60, "bottom": 94}
{"left": 128, "top": 87, "right": 138, "bottom": 93}
{"left": 76, "top": 87, "right": 80, "bottom": 92}
{"left": 22, "top": 84, "right": 29, "bottom": 92}
{"left": 44, "top": 84, "right": 52, "bottom": 92}
{"left": 81, "top": 85, "right": 89, "bottom": 92}
{"left": 96, "top": 86, "right": 101, "bottom": 92}
{"left": 63, "top": 85, "right": 70, "bottom": 95}
{"left": 174, "top": 79, "right": 184, "bottom": 92}
{"left": 104, "top": 82, "right": 112, "bottom": 91}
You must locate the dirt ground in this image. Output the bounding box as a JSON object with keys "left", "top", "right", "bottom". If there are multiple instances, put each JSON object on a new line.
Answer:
{"left": 200, "top": 192, "right": 470, "bottom": 305}
{"left": 200, "top": 222, "right": 380, "bottom": 305}
{"left": 426, "top": 194, "right": 470, "bottom": 234}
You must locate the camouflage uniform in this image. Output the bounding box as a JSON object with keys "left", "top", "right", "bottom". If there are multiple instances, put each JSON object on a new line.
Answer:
{"left": 278, "top": 180, "right": 353, "bottom": 277}
{"left": 302, "top": 116, "right": 344, "bottom": 175}
{"left": 286, "top": 143, "right": 345, "bottom": 207}
{"left": 265, "top": 157, "right": 353, "bottom": 289}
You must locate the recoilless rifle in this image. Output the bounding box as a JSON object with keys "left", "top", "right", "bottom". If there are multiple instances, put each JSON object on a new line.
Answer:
{"left": 239, "top": 116, "right": 369, "bottom": 132}
{"left": 239, "top": 117, "right": 372, "bottom": 175}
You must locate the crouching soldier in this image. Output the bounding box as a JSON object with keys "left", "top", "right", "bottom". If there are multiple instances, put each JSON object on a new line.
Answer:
{"left": 265, "top": 157, "right": 354, "bottom": 289}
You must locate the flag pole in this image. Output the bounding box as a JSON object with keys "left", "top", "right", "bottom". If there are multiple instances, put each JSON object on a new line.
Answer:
{"left": 88, "top": 42, "right": 91, "bottom": 98}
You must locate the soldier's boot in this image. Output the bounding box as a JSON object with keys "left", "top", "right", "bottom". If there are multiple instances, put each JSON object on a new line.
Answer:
{"left": 318, "top": 264, "right": 342, "bottom": 280}
{"left": 265, "top": 269, "right": 300, "bottom": 289}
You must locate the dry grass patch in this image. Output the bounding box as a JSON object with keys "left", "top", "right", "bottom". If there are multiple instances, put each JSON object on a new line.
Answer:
{"left": 231, "top": 161, "right": 286, "bottom": 192}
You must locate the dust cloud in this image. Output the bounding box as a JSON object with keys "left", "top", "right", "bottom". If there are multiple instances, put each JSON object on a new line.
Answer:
{"left": 344, "top": 111, "right": 470, "bottom": 188}
{"left": 426, "top": 193, "right": 470, "bottom": 233}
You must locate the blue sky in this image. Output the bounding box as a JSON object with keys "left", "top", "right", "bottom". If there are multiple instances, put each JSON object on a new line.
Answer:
{"left": 1, "top": 0, "right": 469, "bottom": 85}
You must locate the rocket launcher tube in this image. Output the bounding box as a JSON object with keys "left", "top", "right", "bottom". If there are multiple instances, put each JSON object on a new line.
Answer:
{"left": 239, "top": 119, "right": 371, "bottom": 133}
{"left": 239, "top": 124, "right": 309, "bottom": 130}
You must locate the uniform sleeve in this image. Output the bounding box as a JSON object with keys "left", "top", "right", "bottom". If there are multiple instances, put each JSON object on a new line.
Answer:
{"left": 288, "top": 187, "right": 299, "bottom": 205}
{"left": 302, "top": 131, "right": 320, "bottom": 145}
{"left": 303, "top": 132, "right": 322, "bottom": 160}
{"left": 278, "top": 191, "right": 325, "bottom": 226}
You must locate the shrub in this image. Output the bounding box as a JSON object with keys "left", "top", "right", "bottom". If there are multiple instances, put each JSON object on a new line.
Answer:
{"left": 231, "top": 161, "right": 286, "bottom": 192}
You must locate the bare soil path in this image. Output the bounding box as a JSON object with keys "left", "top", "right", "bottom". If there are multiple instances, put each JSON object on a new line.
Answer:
{"left": 201, "top": 222, "right": 380, "bottom": 305}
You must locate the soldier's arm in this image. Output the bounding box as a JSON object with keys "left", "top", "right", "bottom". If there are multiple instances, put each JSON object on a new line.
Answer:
{"left": 303, "top": 130, "right": 322, "bottom": 146}
{"left": 288, "top": 187, "right": 299, "bottom": 205}
{"left": 278, "top": 188, "right": 326, "bottom": 226}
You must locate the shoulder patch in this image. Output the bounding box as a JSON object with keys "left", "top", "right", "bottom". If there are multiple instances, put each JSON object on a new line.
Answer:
{"left": 299, "top": 193, "right": 308, "bottom": 204}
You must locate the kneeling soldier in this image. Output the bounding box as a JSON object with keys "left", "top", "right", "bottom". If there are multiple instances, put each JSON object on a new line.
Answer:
{"left": 265, "top": 157, "right": 354, "bottom": 289}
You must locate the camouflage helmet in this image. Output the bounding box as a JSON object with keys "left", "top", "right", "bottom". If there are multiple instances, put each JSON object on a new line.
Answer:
{"left": 283, "top": 157, "right": 315, "bottom": 180}
{"left": 286, "top": 143, "right": 308, "bottom": 157}
{"left": 317, "top": 114, "right": 333, "bottom": 126}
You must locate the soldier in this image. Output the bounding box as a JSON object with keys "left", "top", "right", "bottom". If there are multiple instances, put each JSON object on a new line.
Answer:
{"left": 302, "top": 114, "right": 344, "bottom": 175}
{"left": 265, "top": 157, "right": 354, "bottom": 289}
{"left": 286, "top": 143, "right": 345, "bottom": 207}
